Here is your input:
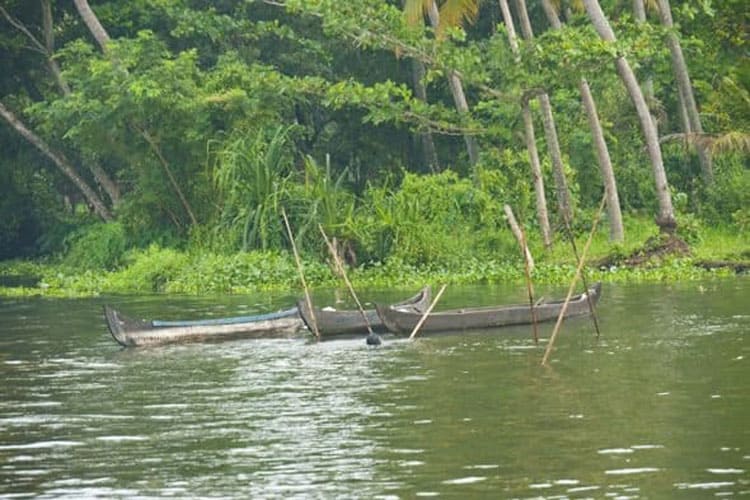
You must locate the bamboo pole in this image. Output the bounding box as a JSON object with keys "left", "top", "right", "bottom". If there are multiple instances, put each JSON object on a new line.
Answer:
{"left": 409, "top": 284, "right": 447, "bottom": 340}
{"left": 281, "top": 208, "right": 319, "bottom": 340}
{"left": 503, "top": 204, "right": 534, "bottom": 271}
{"left": 504, "top": 204, "right": 538, "bottom": 344}
{"left": 318, "top": 225, "right": 378, "bottom": 342}
{"left": 561, "top": 212, "right": 602, "bottom": 338}
{"left": 541, "top": 193, "right": 607, "bottom": 366}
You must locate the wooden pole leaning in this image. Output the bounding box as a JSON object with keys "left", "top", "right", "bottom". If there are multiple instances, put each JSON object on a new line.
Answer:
{"left": 503, "top": 204, "right": 534, "bottom": 271}
{"left": 541, "top": 192, "right": 607, "bottom": 366}
{"left": 318, "top": 224, "right": 377, "bottom": 339}
{"left": 281, "top": 208, "right": 319, "bottom": 341}
{"left": 409, "top": 284, "right": 447, "bottom": 340}
{"left": 504, "top": 204, "right": 539, "bottom": 344}
{"left": 560, "top": 209, "right": 602, "bottom": 338}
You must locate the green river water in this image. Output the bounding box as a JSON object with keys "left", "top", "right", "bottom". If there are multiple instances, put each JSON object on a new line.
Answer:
{"left": 1, "top": 279, "right": 748, "bottom": 498}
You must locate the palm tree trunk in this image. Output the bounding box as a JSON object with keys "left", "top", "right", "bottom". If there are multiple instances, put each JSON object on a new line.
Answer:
{"left": 522, "top": 102, "right": 553, "bottom": 248}
{"left": 40, "top": 0, "right": 121, "bottom": 206}
{"left": 632, "top": 0, "right": 655, "bottom": 104}
{"left": 0, "top": 102, "right": 112, "bottom": 221}
{"left": 513, "top": 0, "right": 574, "bottom": 223}
{"left": 579, "top": 79, "right": 624, "bottom": 241}
{"left": 72, "top": 0, "right": 111, "bottom": 51}
{"left": 40, "top": 0, "right": 71, "bottom": 95}
{"left": 583, "top": 0, "right": 676, "bottom": 232}
{"left": 499, "top": 0, "right": 552, "bottom": 248}
{"left": 73, "top": 0, "right": 197, "bottom": 224}
{"left": 426, "top": 2, "right": 480, "bottom": 166}
{"left": 410, "top": 58, "right": 440, "bottom": 172}
{"left": 1, "top": 1, "right": 121, "bottom": 207}
{"left": 541, "top": 0, "right": 624, "bottom": 241}
{"left": 498, "top": 0, "right": 552, "bottom": 247}
{"left": 656, "top": 0, "right": 713, "bottom": 181}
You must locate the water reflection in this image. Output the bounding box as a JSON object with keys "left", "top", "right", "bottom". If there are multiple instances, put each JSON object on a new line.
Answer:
{"left": 1, "top": 279, "right": 749, "bottom": 497}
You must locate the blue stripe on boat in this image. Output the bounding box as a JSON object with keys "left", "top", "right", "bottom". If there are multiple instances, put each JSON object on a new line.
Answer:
{"left": 151, "top": 307, "right": 299, "bottom": 327}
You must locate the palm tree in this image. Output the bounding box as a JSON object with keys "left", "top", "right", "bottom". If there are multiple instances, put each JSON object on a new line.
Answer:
{"left": 0, "top": 2, "right": 121, "bottom": 206}
{"left": 540, "top": 0, "right": 624, "bottom": 241}
{"left": 656, "top": 0, "right": 713, "bottom": 181}
{"left": 410, "top": 58, "right": 441, "bottom": 171}
{"left": 72, "top": 0, "right": 198, "bottom": 226}
{"left": 72, "top": 0, "right": 111, "bottom": 51}
{"left": 498, "top": 0, "right": 553, "bottom": 247}
{"left": 512, "top": 0, "right": 574, "bottom": 225}
{"left": 582, "top": 0, "right": 676, "bottom": 232}
{"left": 405, "top": 0, "right": 480, "bottom": 166}
{"left": 631, "top": 0, "right": 655, "bottom": 105}
{"left": 0, "top": 102, "right": 113, "bottom": 221}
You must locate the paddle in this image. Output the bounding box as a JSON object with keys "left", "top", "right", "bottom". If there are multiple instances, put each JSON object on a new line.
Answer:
{"left": 281, "top": 208, "right": 319, "bottom": 341}
{"left": 318, "top": 225, "right": 380, "bottom": 345}
{"left": 504, "top": 204, "right": 539, "bottom": 344}
{"left": 541, "top": 192, "right": 606, "bottom": 365}
{"left": 408, "top": 284, "right": 447, "bottom": 340}
{"left": 560, "top": 205, "right": 602, "bottom": 339}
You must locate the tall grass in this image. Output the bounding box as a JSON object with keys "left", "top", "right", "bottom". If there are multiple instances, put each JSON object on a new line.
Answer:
{"left": 213, "top": 127, "right": 293, "bottom": 251}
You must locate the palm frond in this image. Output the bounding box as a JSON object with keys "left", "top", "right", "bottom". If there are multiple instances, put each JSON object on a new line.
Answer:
{"left": 660, "top": 131, "right": 750, "bottom": 155}
{"left": 438, "top": 0, "right": 479, "bottom": 31}
{"left": 404, "top": 0, "right": 431, "bottom": 26}
{"left": 711, "top": 132, "right": 750, "bottom": 155}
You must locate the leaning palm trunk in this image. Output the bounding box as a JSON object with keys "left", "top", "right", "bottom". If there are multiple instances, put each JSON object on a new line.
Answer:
{"left": 73, "top": 0, "right": 197, "bottom": 225}
{"left": 656, "top": 0, "right": 713, "bottom": 181}
{"left": 513, "top": 0, "right": 574, "bottom": 224}
{"left": 522, "top": 101, "right": 553, "bottom": 247}
{"left": 631, "top": 0, "right": 655, "bottom": 105}
{"left": 583, "top": 0, "right": 676, "bottom": 231}
{"left": 498, "top": 0, "right": 553, "bottom": 247}
{"left": 0, "top": 102, "right": 112, "bottom": 221}
{"left": 541, "top": 0, "right": 624, "bottom": 241}
{"left": 72, "top": 0, "right": 111, "bottom": 50}
{"left": 426, "top": 2, "right": 480, "bottom": 166}
{"left": 44, "top": 1, "right": 120, "bottom": 206}
{"left": 1, "top": 1, "right": 121, "bottom": 206}
{"left": 579, "top": 79, "right": 624, "bottom": 241}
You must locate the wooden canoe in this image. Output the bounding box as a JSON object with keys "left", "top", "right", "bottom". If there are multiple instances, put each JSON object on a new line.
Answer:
{"left": 104, "top": 287, "right": 431, "bottom": 346}
{"left": 104, "top": 306, "right": 304, "bottom": 347}
{"left": 296, "top": 286, "right": 431, "bottom": 337}
{"left": 375, "top": 282, "right": 602, "bottom": 335}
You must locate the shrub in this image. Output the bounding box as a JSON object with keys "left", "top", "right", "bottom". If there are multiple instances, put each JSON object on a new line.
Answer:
{"left": 108, "top": 245, "right": 190, "bottom": 292}
{"left": 355, "top": 170, "right": 512, "bottom": 265}
{"left": 63, "top": 222, "right": 127, "bottom": 270}
{"left": 701, "top": 154, "right": 750, "bottom": 226}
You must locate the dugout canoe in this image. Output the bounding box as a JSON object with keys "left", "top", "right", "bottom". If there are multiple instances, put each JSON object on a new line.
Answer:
{"left": 104, "top": 305, "right": 304, "bottom": 347}
{"left": 296, "top": 286, "right": 431, "bottom": 337}
{"left": 375, "top": 282, "right": 602, "bottom": 335}
{"left": 104, "top": 286, "right": 431, "bottom": 346}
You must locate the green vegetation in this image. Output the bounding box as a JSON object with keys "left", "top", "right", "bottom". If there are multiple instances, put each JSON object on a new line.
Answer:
{"left": 0, "top": 213, "right": 742, "bottom": 298}
{"left": 0, "top": 0, "right": 747, "bottom": 297}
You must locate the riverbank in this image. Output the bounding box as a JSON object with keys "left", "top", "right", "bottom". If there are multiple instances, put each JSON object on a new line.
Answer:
{"left": 1, "top": 222, "right": 746, "bottom": 298}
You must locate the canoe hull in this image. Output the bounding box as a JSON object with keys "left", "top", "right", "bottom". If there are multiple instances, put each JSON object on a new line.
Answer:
{"left": 296, "top": 286, "right": 431, "bottom": 337}
{"left": 376, "top": 283, "right": 602, "bottom": 335}
{"left": 104, "top": 306, "right": 304, "bottom": 347}
{"left": 104, "top": 287, "right": 431, "bottom": 346}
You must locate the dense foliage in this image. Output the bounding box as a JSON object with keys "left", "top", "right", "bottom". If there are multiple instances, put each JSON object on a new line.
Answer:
{"left": 0, "top": 0, "right": 746, "bottom": 288}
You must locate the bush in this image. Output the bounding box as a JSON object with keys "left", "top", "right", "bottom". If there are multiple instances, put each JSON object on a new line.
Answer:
{"left": 63, "top": 222, "right": 127, "bottom": 270}
{"left": 355, "top": 170, "right": 513, "bottom": 265}
{"left": 108, "top": 245, "right": 190, "bottom": 292}
{"left": 700, "top": 154, "right": 750, "bottom": 226}
{"left": 165, "top": 250, "right": 331, "bottom": 294}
